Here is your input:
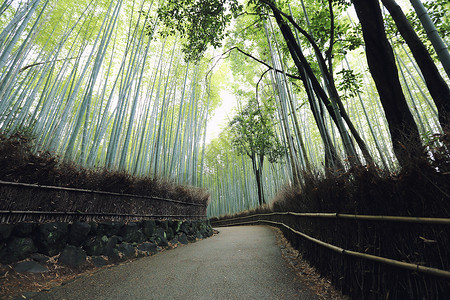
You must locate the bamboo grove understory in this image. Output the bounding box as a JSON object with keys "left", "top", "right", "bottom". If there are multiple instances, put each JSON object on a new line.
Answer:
{"left": 0, "top": 0, "right": 448, "bottom": 218}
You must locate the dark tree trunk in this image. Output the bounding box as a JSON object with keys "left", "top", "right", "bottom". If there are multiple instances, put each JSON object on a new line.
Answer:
{"left": 251, "top": 155, "right": 265, "bottom": 206}
{"left": 352, "top": 0, "right": 421, "bottom": 166}
{"left": 263, "top": 1, "right": 377, "bottom": 166}
{"left": 270, "top": 6, "right": 345, "bottom": 168}
{"left": 259, "top": 154, "right": 265, "bottom": 205}
{"left": 255, "top": 169, "right": 263, "bottom": 206}
{"left": 268, "top": 3, "right": 381, "bottom": 168}
{"left": 333, "top": 89, "right": 374, "bottom": 165}
{"left": 381, "top": 0, "right": 450, "bottom": 131}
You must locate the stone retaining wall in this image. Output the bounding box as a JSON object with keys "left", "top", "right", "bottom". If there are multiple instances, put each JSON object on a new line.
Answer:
{"left": 0, "top": 219, "right": 213, "bottom": 271}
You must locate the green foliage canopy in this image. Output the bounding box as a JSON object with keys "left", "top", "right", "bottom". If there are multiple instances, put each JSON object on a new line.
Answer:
{"left": 157, "top": 0, "right": 242, "bottom": 61}
{"left": 229, "top": 98, "right": 285, "bottom": 164}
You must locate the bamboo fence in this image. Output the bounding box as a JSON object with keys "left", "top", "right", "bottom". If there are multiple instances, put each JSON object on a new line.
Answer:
{"left": 0, "top": 180, "right": 206, "bottom": 207}
{"left": 0, "top": 180, "right": 207, "bottom": 222}
{"left": 0, "top": 210, "right": 206, "bottom": 223}
{"left": 211, "top": 211, "right": 450, "bottom": 225}
{"left": 212, "top": 218, "right": 450, "bottom": 280}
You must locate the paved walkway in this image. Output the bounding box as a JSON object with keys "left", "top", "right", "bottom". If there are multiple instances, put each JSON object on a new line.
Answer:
{"left": 34, "top": 226, "right": 317, "bottom": 299}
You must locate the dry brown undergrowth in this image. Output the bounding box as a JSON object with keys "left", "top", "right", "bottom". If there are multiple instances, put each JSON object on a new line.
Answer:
{"left": 272, "top": 227, "right": 348, "bottom": 300}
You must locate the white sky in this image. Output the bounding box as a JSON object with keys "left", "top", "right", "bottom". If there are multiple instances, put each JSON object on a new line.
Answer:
{"left": 205, "top": 89, "right": 237, "bottom": 144}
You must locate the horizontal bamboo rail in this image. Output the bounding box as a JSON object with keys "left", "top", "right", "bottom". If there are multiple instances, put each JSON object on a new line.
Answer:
{"left": 0, "top": 210, "right": 206, "bottom": 219}
{"left": 0, "top": 180, "right": 206, "bottom": 207}
{"left": 211, "top": 211, "right": 450, "bottom": 225}
{"left": 219, "top": 219, "right": 450, "bottom": 280}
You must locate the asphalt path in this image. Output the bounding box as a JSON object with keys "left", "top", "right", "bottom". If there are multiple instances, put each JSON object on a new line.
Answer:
{"left": 34, "top": 225, "right": 317, "bottom": 300}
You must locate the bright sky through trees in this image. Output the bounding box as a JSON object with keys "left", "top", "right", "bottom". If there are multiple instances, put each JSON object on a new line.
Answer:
{"left": 205, "top": 89, "right": 237, "bottom": 143}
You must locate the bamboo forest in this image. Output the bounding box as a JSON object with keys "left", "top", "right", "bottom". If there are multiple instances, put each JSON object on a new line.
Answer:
{"left": 0, "top": 0, "right": 449, "bottom": 215}
{"left": 1, "top": 0, "right": 450, "bottom": 298}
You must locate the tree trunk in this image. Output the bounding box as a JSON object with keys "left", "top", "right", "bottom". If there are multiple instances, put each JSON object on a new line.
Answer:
{"left": 270, "top": 5, "right": 367, "bottom": 167}
{"left": 259, "top": 154, "right": 265, "bottom": 204}
{"left": 270, "top": 7, "right": 348, "bottom": 168}
{"left": 409, "top": 0, "right": 450, "bottom": 79}
{"left": 352, "top": 0, "right": 421, "bottom": 166}
{"left": 381, "top": 0, "right": 450, "bottom": 131}
{"left": 264, "top": 18, "right": 341, "bottom": 170}
{"left": 290, "top": 1, "right": 372, "bottom": 165}
{"left": 255, "top": 168, "right": 264, "bottom": 206}
{"left": 251, "top": 155, "right": 265, "bottom": 206}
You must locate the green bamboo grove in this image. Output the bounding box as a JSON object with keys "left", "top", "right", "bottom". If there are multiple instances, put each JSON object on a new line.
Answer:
{"left": 0, "top": 0, "right": 220, "bottom": 186}
{"left": 0, "top": 0, "right": 448, "bottom": 218}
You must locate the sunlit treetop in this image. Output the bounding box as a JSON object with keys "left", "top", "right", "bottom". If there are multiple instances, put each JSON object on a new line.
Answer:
{"left": 157, "top": 0, "right": 243, "bottom": 61}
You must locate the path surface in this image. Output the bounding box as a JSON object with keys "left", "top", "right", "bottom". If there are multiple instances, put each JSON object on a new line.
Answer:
{"left": 34, "top": 226, "right": 317, "bottom": 300}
